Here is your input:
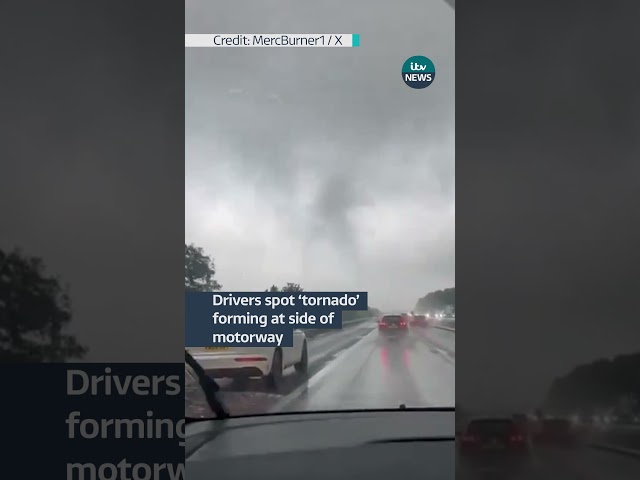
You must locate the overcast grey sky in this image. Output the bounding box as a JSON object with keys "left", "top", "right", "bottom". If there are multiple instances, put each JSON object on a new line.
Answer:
{"left": 186, "top": 0, "right": 455, "bottom": 312}
{"left": 455, "top": 2, "right": 640, "bottom": 413}
{"left": 1, "top": 1, "right": 186, "bottom": 362}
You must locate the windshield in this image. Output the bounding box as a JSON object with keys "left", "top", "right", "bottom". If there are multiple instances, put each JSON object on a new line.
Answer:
{"left": 185, "top": 0, "right": 454, "bottom": 419}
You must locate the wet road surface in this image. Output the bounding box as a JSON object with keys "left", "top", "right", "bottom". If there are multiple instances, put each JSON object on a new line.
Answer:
{"left": 186, "top": 321, "right": 455, "bottom": 417}
{"left": 457, "top": 443, "right": 640, "bottom": 479}
{"left": 271, "top": 323, "right": 454, "bottom": 412}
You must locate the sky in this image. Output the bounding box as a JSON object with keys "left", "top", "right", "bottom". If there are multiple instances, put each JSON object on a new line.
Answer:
{"left": 185, "top": 0, "right": 455, "bottom": 312}
{"left": 455, "top": 2, "right": 640, "bottom": 413}
{"left": 1, "top": 1, "right": 186, "bottom": 363}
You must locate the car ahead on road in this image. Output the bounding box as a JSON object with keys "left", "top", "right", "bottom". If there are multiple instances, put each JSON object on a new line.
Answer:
{"left": 378, "top": 314, "right": 409, "bottom": 338}
{"left": 457, "top": 418, "right": 533, "bottom": 476}
{"left": 534, "top": 418, "right": 578, "bottom": 446}
{"left": 512, "top": 413, "right": 532, "bottom": 435}
{"left": 186, "top": 330, "right": 308, "bottom": 391}
{"left": 459, "top": 418, "right": 530, "bottom": 457}
{"left": 409, "top": 314, "right": 430, "bottom": 328}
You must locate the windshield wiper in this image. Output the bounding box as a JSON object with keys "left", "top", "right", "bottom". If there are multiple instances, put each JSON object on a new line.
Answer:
{"left": 185, "top": 349, "right": 229, "bottom": 420}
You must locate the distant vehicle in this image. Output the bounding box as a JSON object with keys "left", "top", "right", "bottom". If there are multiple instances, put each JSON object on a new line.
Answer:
{"left": 378, "top": 314, "right": 409, "bottom": 338}
{"left": 186, "top": 330, "right": 308, "bottom": 391}
{"left": 535, "top": 418, "right": 577, "bottom": 445}
{"left": 511, "top": 413, "right": 530, "bottom": 434}
{"left": 459, "top": 418, "right": 530, "bottom": 456}
{"left": 410, "top": 314, "right": 429, "bottom": 328}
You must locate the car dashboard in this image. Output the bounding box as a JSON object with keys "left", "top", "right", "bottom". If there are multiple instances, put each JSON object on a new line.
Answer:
{"left": 186, "top": 409, "right": 455, "bottom": 480}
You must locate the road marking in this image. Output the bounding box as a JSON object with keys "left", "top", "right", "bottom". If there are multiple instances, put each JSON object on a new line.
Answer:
{"left": 589, "top": 442, "right": 640, "bottom": 458}
{"left": 307, "top": 326, "right": 376, "bottom": 364}
{"left": 269, "top": 329, "right": 377, "bottom": 413}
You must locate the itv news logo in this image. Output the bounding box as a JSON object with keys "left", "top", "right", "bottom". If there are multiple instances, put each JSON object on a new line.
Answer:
{"left": 402, "top": 56, "right": 436, "bottom": 89}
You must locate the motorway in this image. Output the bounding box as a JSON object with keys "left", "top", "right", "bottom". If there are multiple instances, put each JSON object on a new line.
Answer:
{"left": 592, "top": 425, "right": 640, "bottom": 452}
{"left": 452, "top": 413, "right": 640, "bottom": 478}
{"left": 272, "top": 321, "right": 455, "bottom": 412}
{"left": 186, "top": 322, "right": 640, "bottom": 476}
{"left": 454, "top": 415, "right": 640, "bottom": 478}
{"left": 186, "top": 319, "right": 455, "bottom": 417}
{"left": 457, "top": 443, "right": 640, "bottom": 479}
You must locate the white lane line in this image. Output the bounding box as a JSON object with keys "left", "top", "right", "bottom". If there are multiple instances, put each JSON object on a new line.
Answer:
{"left": 307, "top": 326, "right": 376, "bottom": 365}
{"left": 589, "top": 442, "right": 640, "bottom": 458}
{"left": 433, "top": 347, "right": 455, "bottom": 363}
{"left": 404, "top": 338, "right": 455, "bottom": 407}
{"left": 415, "top": 331, "right": 455, "bottom": 360}
{"left": 269, "top": 329, "right": 378, "bottom": 413}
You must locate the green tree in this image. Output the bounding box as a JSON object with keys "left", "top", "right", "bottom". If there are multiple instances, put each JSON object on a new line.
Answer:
{"left": 266, "top": 283, "right": 304, "bottom": 293}
{"left": 0, "top": 248, "right": 88, "bottom": 363}
{"left": 185, "top": 243, "right": 222, "bottom": 292}
{"left": 281, "top": 283, "right": 304, "bottom": 293}
{"left": 415, "top": 287, "right": 455, "bottom": 313}
{"left": 544, "top": 352, "right": 640, "bottom": 415}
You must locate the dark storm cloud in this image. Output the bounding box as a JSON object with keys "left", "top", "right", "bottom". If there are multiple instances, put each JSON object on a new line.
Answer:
{"left": 1, "top": 1, "right": 184, "bottom": 361}
{"left": 457, "top": 2, "right": 640, "bottom": 413}
{"left": 186, "top": 0, "right": 455, "bottom": 310}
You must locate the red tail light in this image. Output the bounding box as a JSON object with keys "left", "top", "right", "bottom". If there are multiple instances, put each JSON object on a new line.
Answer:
{"left": 509, "top": 433, "right": 525, "bottom": 443}
{"left": 234, "top": 356, "right": 267, "bottom": 362}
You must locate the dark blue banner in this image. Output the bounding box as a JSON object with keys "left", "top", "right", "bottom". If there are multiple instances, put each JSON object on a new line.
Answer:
{"left": 185, "top": 291, "right": 368, "bottom": 347}
{"left": 5, "top": 363, "right": 184, "bottom": 480}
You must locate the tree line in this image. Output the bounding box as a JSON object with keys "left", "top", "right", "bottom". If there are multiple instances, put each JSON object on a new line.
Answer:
{"left": 185, "top": 243, "right": 380, "bottom": 321}
{"left": 543, "top": 351, "right": 640, "bottom": 416}
{"left": 414, "top": 287, "right": 455, "bottom": 314}
{"left": 0, "top": 240, "right": 382, "bottom": 363}
{"left": 0, "top": 248, "right": 88, "bottom": 362}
